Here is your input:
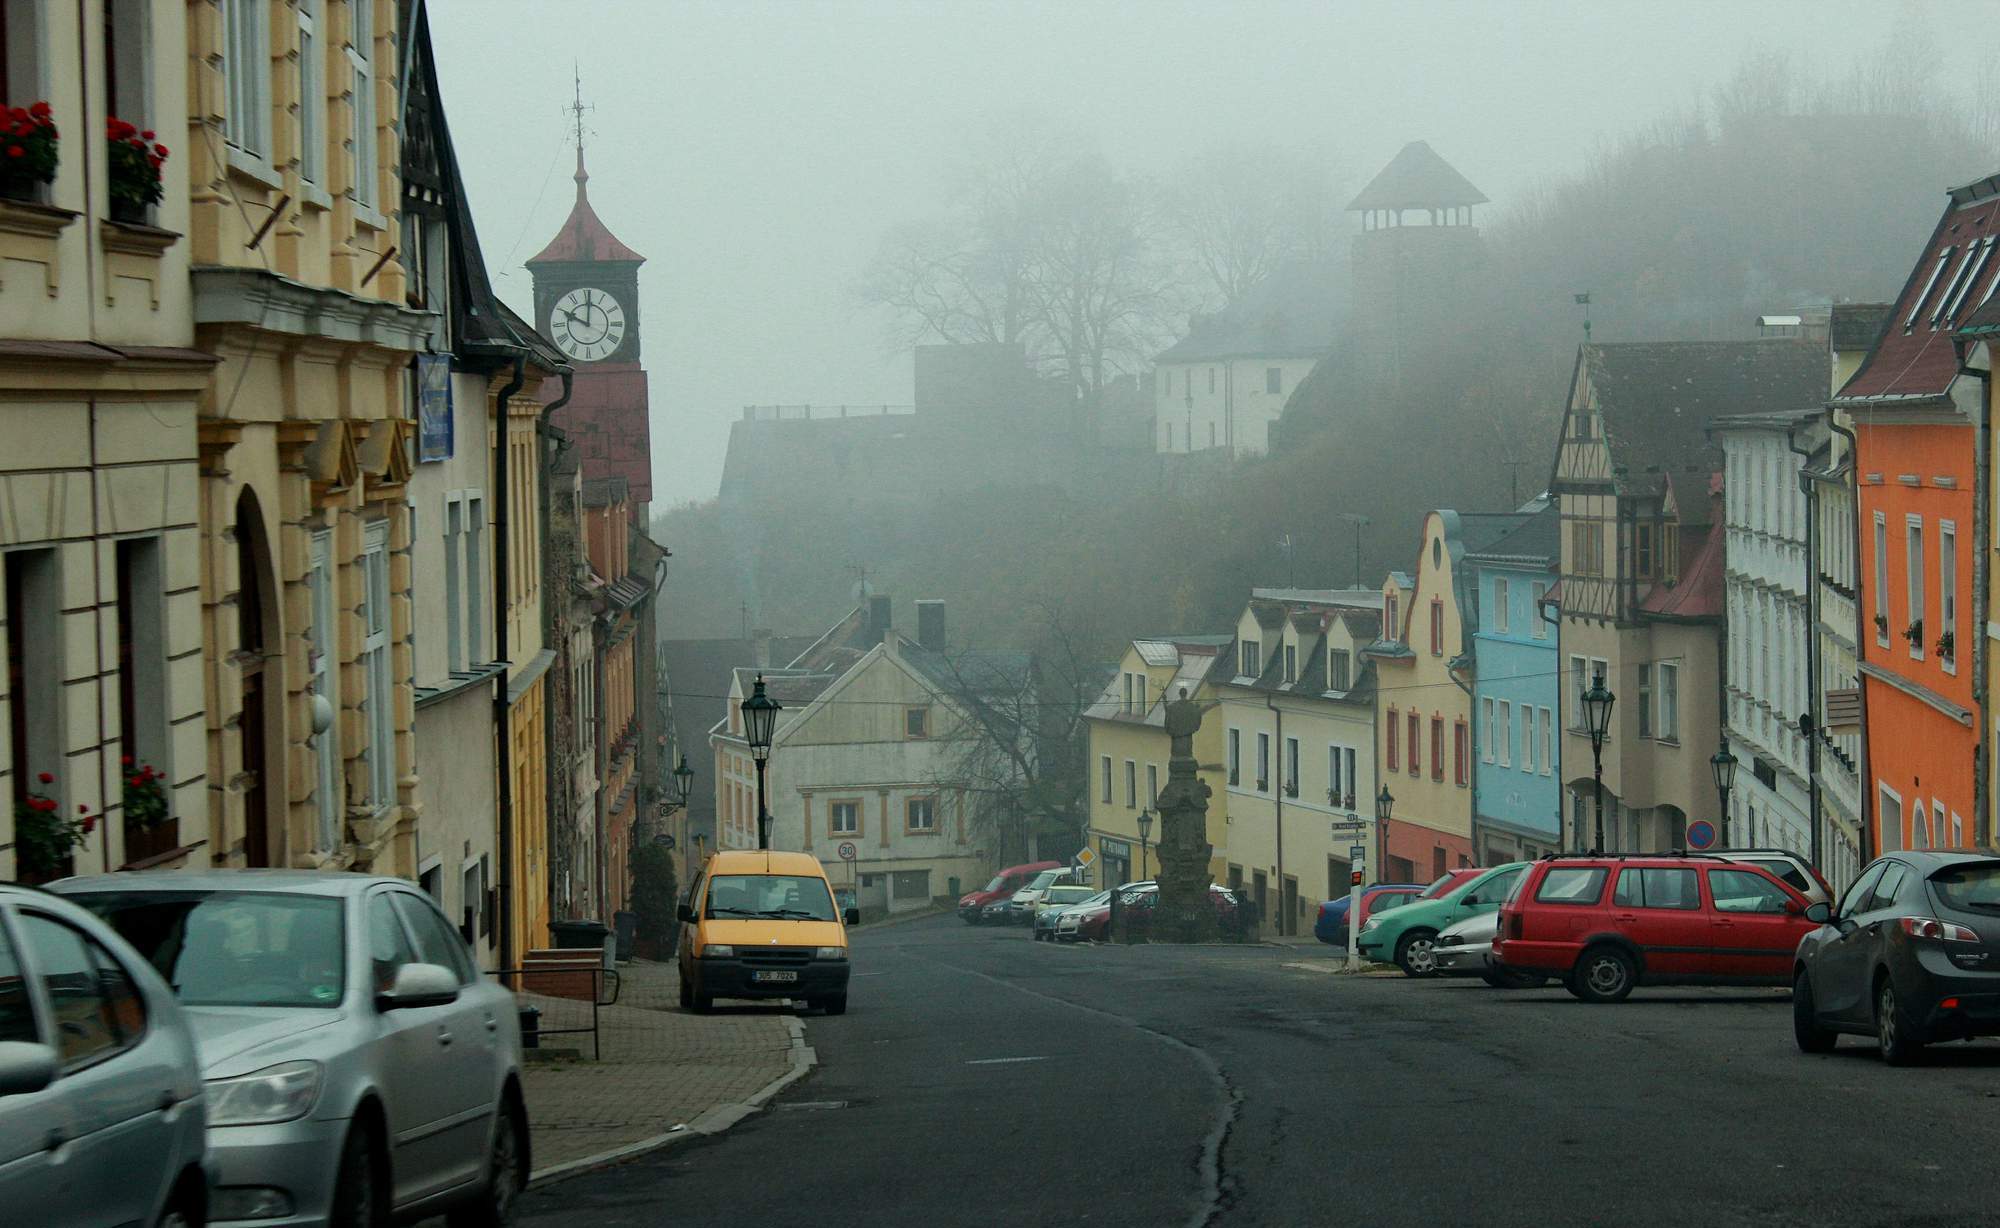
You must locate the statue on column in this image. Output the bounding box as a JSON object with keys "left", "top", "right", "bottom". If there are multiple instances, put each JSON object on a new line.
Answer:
{"left": 1152, "top": 687, "right": 1218, "bottom": 942}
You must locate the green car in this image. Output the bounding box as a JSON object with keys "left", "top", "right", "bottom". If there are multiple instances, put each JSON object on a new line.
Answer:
{"left": 1357, "top": 862, "right": 1530, "bottom": 977}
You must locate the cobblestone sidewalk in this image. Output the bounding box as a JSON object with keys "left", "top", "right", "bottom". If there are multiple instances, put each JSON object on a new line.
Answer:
{"left": 521, "top": 959, "right": 805, "bottom": 1178}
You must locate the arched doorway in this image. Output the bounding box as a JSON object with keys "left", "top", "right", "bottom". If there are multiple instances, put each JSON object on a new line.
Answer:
{"left": 235, "top": 489, "right": 281, "bottom": 867}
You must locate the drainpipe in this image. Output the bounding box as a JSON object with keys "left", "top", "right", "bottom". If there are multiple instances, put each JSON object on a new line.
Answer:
{"left": 1265, "top": 687, "right": 1285, "bottom": 936}
{"left": 491, "top": 352, "right": 527, "bottom": 970}
{"left": 1787, "top": 426, "right": 1823, "bottom": 870}
{"left": 1826, "top": 407, "right": 1871, "bottom": 859}
{"left": 1538, "top": 583, "right": 1563, "bottom": 850}
{"left": 538, "top": 370, "right": 575, "bottom": 912}
{"left": 1957, "top": 348, "right": 1992, "bottom": 847}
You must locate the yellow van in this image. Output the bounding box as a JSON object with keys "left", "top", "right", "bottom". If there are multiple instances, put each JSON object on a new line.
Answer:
{"left": 676, "top": 850, "right": 859, "bottom": 1015}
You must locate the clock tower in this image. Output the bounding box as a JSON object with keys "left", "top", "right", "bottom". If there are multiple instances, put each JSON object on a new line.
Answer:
{"left": 528, "top": 120, "right": 652, "bottom": 505}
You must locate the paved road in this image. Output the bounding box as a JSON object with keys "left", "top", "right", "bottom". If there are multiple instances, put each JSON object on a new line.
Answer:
{"left": 518, "top": 916, "right": 2000, "bottom": 1228}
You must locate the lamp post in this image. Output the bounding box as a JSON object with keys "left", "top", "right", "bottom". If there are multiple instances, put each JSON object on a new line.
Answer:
{"left": 1136, "top": 809, "right": 1153, "bottom": 881}
{"left": 742, "top": 675, "right": 781, "bottom": 851}
{"left": 1582, "top": 667, "right": 1616, "bottom": 853}
{"left": 1710, "top": 739, "right": 1739, "bottom": 848}
{"left": 1358, "top": 786, "right": 1393, "bottom": 970}
{"left": 668, "top": 754, "right": 696, "bottom": 878}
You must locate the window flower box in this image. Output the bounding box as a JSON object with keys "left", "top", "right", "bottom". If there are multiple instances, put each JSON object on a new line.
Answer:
{"left": 14, "top": 771, "right": 96, "bottom": 884}
{"left": 106, "top": 116, "right": 166, "bottom": 223}
{"left": 1, "top": 102, "right": 58, "bottom": 202}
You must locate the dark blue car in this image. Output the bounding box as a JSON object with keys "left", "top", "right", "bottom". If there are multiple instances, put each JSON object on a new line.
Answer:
{"left": 1315, "top": 883, "right": 1426, "bottom": 946}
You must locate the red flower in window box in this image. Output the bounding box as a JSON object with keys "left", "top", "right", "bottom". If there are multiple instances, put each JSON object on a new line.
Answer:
{"left": 13, "top": 774, "right": 90, "bottom": 879}
{"left": 105, "top": 113, "right": 165, "bottom": 219}
{"left": 0, "top": 100, "right": 57, "bottom": 200}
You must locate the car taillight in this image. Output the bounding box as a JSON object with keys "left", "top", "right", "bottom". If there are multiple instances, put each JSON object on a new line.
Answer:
{"left": 1900, "top": 916, "right": 1980, "bottom": 943}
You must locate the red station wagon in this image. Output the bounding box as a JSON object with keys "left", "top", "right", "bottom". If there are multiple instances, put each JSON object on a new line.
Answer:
{"left": 1493, "top": 854, "right": 1817, "bottom": 1002}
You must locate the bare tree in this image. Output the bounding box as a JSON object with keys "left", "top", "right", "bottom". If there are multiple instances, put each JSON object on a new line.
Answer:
{"left": 1163, "top": 143, "right": 1347, "bottom": 310}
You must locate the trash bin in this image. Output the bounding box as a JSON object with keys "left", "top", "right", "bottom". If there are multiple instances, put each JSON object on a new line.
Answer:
{"left": 948, "top": 876, "right": 961, "bottom": 900}
{"left": 549, "top": 919, "right": 614, "bottom": 969}
{"left": 612, "top": 911, "right": 637, "bottom": 962}
{"left": 518, "top": 1004, "right": 541, "bottom": 1049}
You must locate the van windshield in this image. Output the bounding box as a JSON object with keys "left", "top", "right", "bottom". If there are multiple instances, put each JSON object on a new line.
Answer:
{"left": 982, "top": 875, "right": 1008, "bottom": 893}
{"left": 704, "top": 875, "right": 839, "bottom": 921}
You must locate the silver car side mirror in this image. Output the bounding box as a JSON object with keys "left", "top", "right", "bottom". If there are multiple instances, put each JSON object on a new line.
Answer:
{"left": 0, "top": 1042, "right": 59, "bottom": 1098}
{"left": 377, "top": 962, "right": 461, "bottom": 1011}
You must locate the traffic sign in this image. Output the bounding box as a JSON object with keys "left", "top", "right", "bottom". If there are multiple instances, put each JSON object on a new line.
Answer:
{"left": 1685, "top": 819, "right": 1717, "bottom": 851}
{"left": 1349, "top": 844, "right": 1367, "bottom": 862}
{"left": 1074, "top": 847, "right": 1097, "bottom": 868}
{"left": 837, "top": 841, "right": 857, "bottom": 862}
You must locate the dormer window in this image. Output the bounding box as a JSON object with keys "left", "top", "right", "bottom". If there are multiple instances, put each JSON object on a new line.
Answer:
{"left": 1283, "top": 644, "right": 1297, "bottom": 684}
{"left": 1241, "top": 641, "right": 1260, "bottom": 677}
{"left": 1328, "top": 649, "right": 1351, "bottom": 691}
{"left": 1386, "top": 594, "right": 1400, "bottom": 642}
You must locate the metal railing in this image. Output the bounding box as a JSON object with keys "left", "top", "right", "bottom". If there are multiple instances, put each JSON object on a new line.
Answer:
{"left": 497, "top": 964, "right": 622, "bottom": 1061}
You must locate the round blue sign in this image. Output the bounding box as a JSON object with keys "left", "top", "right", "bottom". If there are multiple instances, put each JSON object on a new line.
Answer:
{"left": 1686, "top": 819, "right": 1717, "bottom": 851}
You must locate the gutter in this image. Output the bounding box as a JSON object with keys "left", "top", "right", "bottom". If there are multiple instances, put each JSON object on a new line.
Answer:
{"left": 1786, "top": 425, "right": 1823, "bottom": 870}
{"left": 1957, "top": 345, "right": 1991, "bottom": 847}
{"left": 1825, "top": 407, "right": 1872, "bottom": 859}
{"left": 536, "top": 370, "right": 575, "bottom": 917}
{"left": 490, "top": 352, "right": 527, "bottom": 970}
{"left": 1264, "top": 690, "right": 1285, "bottom": 935}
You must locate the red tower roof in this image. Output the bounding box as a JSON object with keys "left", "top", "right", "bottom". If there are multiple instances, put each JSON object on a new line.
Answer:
{"left": 527, "top": 146, "right": 644, "bottom": 266}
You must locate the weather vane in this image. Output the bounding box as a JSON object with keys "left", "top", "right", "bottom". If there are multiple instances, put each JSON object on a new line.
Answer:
{"left": 565, "top": 63, "right": 594, "bottom": 156}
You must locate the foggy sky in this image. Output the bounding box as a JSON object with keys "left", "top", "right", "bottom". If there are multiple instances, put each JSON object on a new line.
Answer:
{"left": 427, "top": 0, "right": 1980, "bottom": 509}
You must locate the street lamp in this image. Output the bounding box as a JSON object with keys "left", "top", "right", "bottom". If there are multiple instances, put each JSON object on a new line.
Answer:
{"left": 1582, "top": 667, "right": 1616, "bottom": 853}
{"left": 1374, "top": 783, "right": 1394, "bottom": 881}
{"left": 672, "top": 753, "right": 695, "bottom": 811}
{"left": 1136, "top": 809, "right": 1153, "bottom": 881}
{"left": 1710, "top": 739, "right": 1739, "bottom": 848}
{"left": 742, "top": 675, "right": 781, "bottom": 851}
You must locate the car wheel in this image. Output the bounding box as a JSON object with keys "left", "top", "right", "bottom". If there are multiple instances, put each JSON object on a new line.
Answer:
{"left": 1571, "top": 946, "right": 1636, "bottom": 1003}
{"left": 156, "top": 1188, "right": 201, "bottom": 1228}
{"left": 678, "top": 972, "right": 693, "bottom": 1009}
{"left": 692, "top": 985, "right": 714, "bottom": 1014}
{"left": 1876, "top": 977, "right": 1923, "bottom": 1066}
{"left": 1393, "top": 929, "right": 1440, "bottom": 978}
{"left": 1792, "top": 969, "right": 1838, "bottom": 1054}
{"left": 448, "top": 1094, "right": 526, "bottom": 1227}
{"left": 823, "top": 994, "right": 848, "bottom": 1016}
{"left": 328, "top": 1121, "right": 386, "bottom": 1228}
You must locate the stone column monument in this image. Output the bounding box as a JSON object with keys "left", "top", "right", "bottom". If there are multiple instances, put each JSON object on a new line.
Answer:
{"left": 1152, "top": 687, "right": 1217, "bottom": 942}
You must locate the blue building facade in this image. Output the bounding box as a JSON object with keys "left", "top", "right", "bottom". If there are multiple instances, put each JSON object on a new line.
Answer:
{"left": 1468, "top": 504, "right": 1564, "bottom": 861}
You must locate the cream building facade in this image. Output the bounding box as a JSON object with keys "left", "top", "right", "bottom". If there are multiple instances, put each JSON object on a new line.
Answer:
{"left": 1, "top": 0, "right": 214, "bottom": 879}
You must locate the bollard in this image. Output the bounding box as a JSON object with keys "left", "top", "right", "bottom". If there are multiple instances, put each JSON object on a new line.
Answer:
{"left": 518, "top": 1004, "right": 541, "bottom": 1049}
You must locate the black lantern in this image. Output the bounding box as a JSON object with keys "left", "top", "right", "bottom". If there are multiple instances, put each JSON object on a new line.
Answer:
{"left": 1375, "top": 784, "right": 1395, "bottom": 823}
{"left": 1583, "top": 666, "right": 1615, "bottom": 853}
{"left": 1710, "top": 740, "right": 1738, "bottom": 846}
{"left": 1136, "top": 809, "right": 1154, "bottom": 881}
{"left": 671, "top": 753, "right": 695, "bottom": 809}
{"left": 743, "top": 675, "right": 781, "bottom": 763}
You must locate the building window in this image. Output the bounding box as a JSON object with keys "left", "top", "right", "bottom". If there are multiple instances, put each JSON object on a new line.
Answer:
{"left": 443, "top": 496, "right": 464, "bottom": 673}
{"left": 1906, "top": 515, "right": 1925, "bottom": 659}
{"left": 1135, "top": 673, "right": 1146, "bottom": 713}
{"left": 1408, "top": 712, "right": 1421, "bottom": 777}
{"left": 103, "top": 0, "right": 151, "bottom": 131}
{"left": 1530, "top": 582, "right": 1547, "bottom": 638}
{"left": 1636, "top": 664, "right": 1652, "bottom": 738}
{"left": 1227, "top": 730, "right": 1240, "bottom": 786}
{"left": 1657, "top": 662, "right": 1679, "bottom": 742}
{"left": 1568, "top": 655, "right": 1587, "bottom": 729}
{"left": 1386, "top": 708, "right": 1399, "bottom": 771}
{"left": 1872, "top": 512, "right": 1889, "bottom": 646}
{"left": 222, "top": 0, "right": 271, "bottom": 160}
{"left": 360, "top": 521, "right": 394, "bottom": 813}
{"left": 1453, "top": 720, "right": 1468, "bottom": 787}
{"left": 1146, "top": 764, "right": 1158, "bottom": 808}
{"left": 1497, "top": 700, "right": 1511, "bottom": 767}
{"left": 1493, "top": 579, "right": 1510, "bottom": 635}
{"left": 297, "top": 0, "right": 324, "bottom": 185}
{"left": 1329, "top": 745, "right": 1345, "bottom": 805}
{"left": 1480, "top": 698, "right": 1494, "bottom": 762}
{"left": 1099, "top": 755, "right": 1112, "bottom": 802}
{"left": 1208, "top": 422, "right": 1217, "bottom": 449}
{"left": 1283, "top": 643, "right": 1296, "bottom": 684}
{"left": 1520, "top": 704, "right": 1534, "bottom": 775}
{"left": 308, "top": 531, "right": 339, "bottom": 848}
{"left": 830, "top": 799, "right": 860, "bottom": 836}
{"left": 1124, "top": 760, "right": 1137, "bottom": 809}
{"left": 1570, "top": 519, "right": 1602, "bottom": 577}
{"left": 1, "top": 5, "right": 46, "bottom": 113}
{"left": 1941, "top": 521, "right": 1958, "bottom": 671}
{"left": 905, "top": 707, "right": 929, "bottom": 739}
{"left": 1241, "top": 641, "right": 1260, "bottom": 677}
{"left": 113, "top": 537, "right": 169, "bottom": 804}
{"left": 349, "top": 0, "right": 377, "bottom": 210}
{"left": 1285, "top": 737, "right": 1299, "bottom": 797}
{"left": 1265, "top": 367, "right": 1282, "bottom": 394}
{"left": 906, "top": 796, "right": 937, "bottom": 833}
{"left": 1634, "top": 522, "right": 1656, "bottom": 578}
{"left": 1328, "top": 649, "right": 1350, "bottom": 691}
{"left": 1878, "top": 785, "right": 1903, "bottom": 853}
{"left": 1256, "top": 732, "right": 1270, "bottom": 791}
{"left": 5, "top": 549, "right": 62, "bottom": 832}
{"left": 1429, "top": 600, "right": 1443, "bottom": 656}
{"left": 1539, "top": 707, "right": 1554, "bottom": 775}
{"left": 1431, "top": 717, "right": 1445, "bottom": 783}
{"left": 1208, "top": 367, "right": 1217, "bottom": 394}
{"left": 1122, "top": 671, "right": 1132, "bottom": 713}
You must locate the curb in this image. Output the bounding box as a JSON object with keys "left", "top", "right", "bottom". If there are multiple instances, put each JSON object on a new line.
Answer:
{"left": 526, "top": 1015, "right": 819, "bottom": 1189}
{"left": 854, "top": 904, "right": 950, "bottom": 930}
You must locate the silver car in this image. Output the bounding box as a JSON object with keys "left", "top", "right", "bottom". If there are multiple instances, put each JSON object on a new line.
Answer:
{"left": 0, "top": 883, "right": 208, "bottom": 1228}
{"left": 57, "top": 871, "right": 526, "bottom": 1227}
{"left": 1431, "top": 911, "right": 1548, "bottom": 988}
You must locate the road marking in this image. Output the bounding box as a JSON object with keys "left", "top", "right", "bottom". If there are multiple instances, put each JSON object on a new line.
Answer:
{"left": 965, "top": 1055, "right": 1049, "bottom": 1065}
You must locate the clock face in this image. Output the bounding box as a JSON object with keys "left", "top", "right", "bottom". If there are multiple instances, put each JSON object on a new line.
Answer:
{"left": 550, "top": 287, "right": 628, "bottom": 362}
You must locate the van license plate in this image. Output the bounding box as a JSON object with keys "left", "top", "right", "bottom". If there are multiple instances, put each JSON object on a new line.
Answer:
{"left": 752, "top": 971, "right": 798, "bottom": 984}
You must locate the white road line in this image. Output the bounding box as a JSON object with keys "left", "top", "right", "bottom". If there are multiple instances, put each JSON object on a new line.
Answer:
{"left": 964, "top": 1055, "right": 1049, "bottom": 1065}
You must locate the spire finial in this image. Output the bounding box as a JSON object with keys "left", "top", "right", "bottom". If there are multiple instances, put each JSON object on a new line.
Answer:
{"left": 566, "top": 63, "right": 593, "bottom": 199}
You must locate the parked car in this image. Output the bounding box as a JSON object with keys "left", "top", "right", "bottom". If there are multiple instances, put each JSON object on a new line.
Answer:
{"left": 1032, "top": 885, "right": 1098, "bottom": 941}
{"left": 1008, "top": 867, "right": 1081, "bottom": 924}
{"left": 0, "top": 882, "right": 209, "bottom": 1228}
{"left": 1046, "top": 890, "right": 1111, "bottom": 942}
{"left": 1492, "top": 854, "right": 1816, "bottom": 1002}
{"left": 980, "top": 898, "right": 1014, "bottom": 924}
{"left": 1118, "top": 884, "right": 1239, "bottom": 941}
{"left": 1359, "top": 864, "right": 1524, "bottom": 977}
{"left": 676, "top": 850, "right": 858, "bottom": 1014}
{"left": 958, "top": 861, "right": 1061, "bottom": 924}
{"left": 1313, "top": 883, "right": 1426, "bottom": 947}
{"left": 1792, "top": 850, "right": 2000, "bottom": 1064}
{"left": 56, "top": 869, "right": 529, "bottom": 1227}
{"left": 1430, "top": 911, "right": 1549, "bottom": 987}
{"left": 1722, "top": 848, "right": 1832, "bottom": 906}
{"left": 1064, "top": 881, "right": 1156, "bottom": 943}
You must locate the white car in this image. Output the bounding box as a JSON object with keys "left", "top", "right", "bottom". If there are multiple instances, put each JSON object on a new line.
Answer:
{"left": 1723, "top": 848, "right": 1831, "bottom": 905}
{"left": 1008, "top": 868, "right": 1078, "bottom": 924}
{"left": 0, "top": 883, "right": 209, "bottom": 1228}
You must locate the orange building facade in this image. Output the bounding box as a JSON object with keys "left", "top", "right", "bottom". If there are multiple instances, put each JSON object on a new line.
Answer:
{"left": 1839, "top": 177, "right": 1999, "bottom": 854}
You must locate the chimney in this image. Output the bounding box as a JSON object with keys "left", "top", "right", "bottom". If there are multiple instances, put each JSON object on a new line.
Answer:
{"left": 751, "top": 627, "right": 772, "bottom": 669}
{"left": 867, "top": 595, "right": 893, "bottom": 646}
{"left": 916, "top": 600, "right": 946, "bottom": 654}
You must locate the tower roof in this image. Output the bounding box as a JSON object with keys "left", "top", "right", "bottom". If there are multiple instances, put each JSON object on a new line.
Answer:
{"left": 1345, "top": 140, "right": 1488, "bottom": 212}
{"left": 527, "top": 145, "right": 645, "bottom": 266}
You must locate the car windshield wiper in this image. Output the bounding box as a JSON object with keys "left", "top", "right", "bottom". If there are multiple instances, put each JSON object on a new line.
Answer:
{"left": 757, "top": 908, "right": 824, "bottom": 920}
{"left": 708, "top": 906, "right": 762, "bottom": 916}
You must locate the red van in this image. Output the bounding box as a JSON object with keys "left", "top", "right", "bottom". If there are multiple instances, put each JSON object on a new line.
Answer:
{"left": 959, "top": 860, "right": 1061, "bottom": 924}
{"left": 1493, "top": 853, "right": 1816, "bottom": 1002}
